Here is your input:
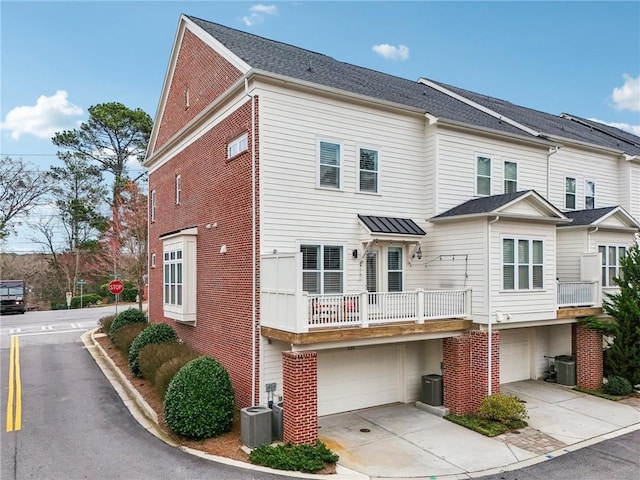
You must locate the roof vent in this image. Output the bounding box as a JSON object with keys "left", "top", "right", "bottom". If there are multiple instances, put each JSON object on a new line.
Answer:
{"left": 307, "top": 60, "right": 313, "bottom": 72}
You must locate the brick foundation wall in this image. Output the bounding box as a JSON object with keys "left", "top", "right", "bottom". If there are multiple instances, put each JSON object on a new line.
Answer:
{"left": 154, "top": 28, "right": 243, "bottom": 150}
{"left": 282, "top": 351, "right": 318, "bottom": 445}
{"left": 148, "top": 96, "right": 260, "bottom": 410}
{"left": 575, "top": 323, "right": 603, "bottom": 390}
{"left": 471, "top": 330, "right": 500, "bottom": 412}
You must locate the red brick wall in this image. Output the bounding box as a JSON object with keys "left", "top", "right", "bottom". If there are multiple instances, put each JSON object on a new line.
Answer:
{"left": 282, "top": 351, "right": 318, "bottom": 445}
{"left": 148, "top": 97, "right": 260, "bottom": 410}
{"left": 471, "top": 330, "right": 500, "bottom": 412}
{"left": 154, "top": 29, "right": 243, "bottom": 151}
{"left": 575, "top": 323, "right": 603, "bottom": 390}
{"left": 443, "top": 335, "right": 472, "bottom": 414}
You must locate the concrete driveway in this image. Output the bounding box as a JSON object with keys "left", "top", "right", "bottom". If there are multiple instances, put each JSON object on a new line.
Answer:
{"left": 318, "top": 380, "right": 640, "bottom": 479}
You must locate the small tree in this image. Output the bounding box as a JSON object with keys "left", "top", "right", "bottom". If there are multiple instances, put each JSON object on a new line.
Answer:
{"left": 583, "top": 235, "right": 640, "bottom": 386}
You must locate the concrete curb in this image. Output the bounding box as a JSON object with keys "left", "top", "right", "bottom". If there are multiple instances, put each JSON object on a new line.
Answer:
{"left": 82, "top": 328, "right": 368, "bottom": 480}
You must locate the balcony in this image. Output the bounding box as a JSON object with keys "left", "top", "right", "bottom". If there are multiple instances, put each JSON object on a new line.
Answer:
{"left": 556, "top": 280, "right": 602, "bottom": 318}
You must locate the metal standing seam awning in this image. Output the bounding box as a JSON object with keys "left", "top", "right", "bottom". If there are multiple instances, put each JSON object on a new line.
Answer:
{"left": 357, "top": 214, "right": 426, "bottom": 259}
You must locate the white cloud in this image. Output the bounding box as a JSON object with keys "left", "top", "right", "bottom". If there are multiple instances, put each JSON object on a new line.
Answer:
{"left": 612, "top": 74, "right": 640, "bottom": 112}
{"left": 1, "top": 90, "right": 83, "bottom": 140}
{"left": 242, "top": 4, "right": 278, "bottom": 26}
{"left": 588, "top": 118, "right": 640, "bottom": 136}
{"left": 372, "top": 44, "right": 409, "bottom": 61}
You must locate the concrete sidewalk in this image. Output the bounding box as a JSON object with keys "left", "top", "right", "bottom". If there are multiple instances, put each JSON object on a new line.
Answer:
{"left": 318, "top": 381, "right": 640, "bottom": 479}
{"left": 84, "top": 329, "right": 640, "bottom": 480}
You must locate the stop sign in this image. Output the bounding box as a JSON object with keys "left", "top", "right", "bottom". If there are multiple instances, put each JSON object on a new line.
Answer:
{"left": 108, "top": 280, "right": 124, "bottom": 295}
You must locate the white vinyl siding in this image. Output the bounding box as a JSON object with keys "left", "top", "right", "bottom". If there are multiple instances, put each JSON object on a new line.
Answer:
{"left": 565, "top": 176, "right": 576, "bottom": 210}
{"left": 227, "top": 132, "right": 248, "bottom": 158}
{"left": 476, "top": 155, "right": 491, "bottom": 195}
{"left": 504, "top": 161, "right": 518, "bottom": 193}
{"left": 318, "top": 140, "right": 342, "bottom": 189}
{"left": 585, "top": 180, "right": 595, "bottom": 209}
{"left": 598, "top": 245, "right": 626, "bottom": 287}
{"left": 358, "top": 146, "right": 379, "bottom": 193}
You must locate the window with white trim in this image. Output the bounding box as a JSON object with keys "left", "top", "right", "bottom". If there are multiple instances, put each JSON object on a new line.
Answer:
{"left": 585, "top": 180, "right": 595, "bottom": 209}
{"left": 175, "top": 175, "right": 181, "bottom": 205}
{"left": 504, "top": 161, "right": 518, "bottom": 193}
{"left": 598, "top": 245, "right": 626, "bottom": 287}
{"left": 318, "top": 141, "right": 341, "bottom": 189}
{"left": 163, "top": 249, "right": 183, "bottom": 307}
{"left": 150, "top": 190, "right": 156, "bottom": 222}
{"left": 565, "top": 176, "right": 576, "bottom": 209}
{"left": 162, "top": 228, "right": 197, "bottom": 322}
{"left": 476, "top": 155, "right": 491, "bottom": 195}
{"left": 387, "top": 247, "right": 403, "bottom": 292}
{"left": 503, "top": 238, "right": 544, "bottom": 290}
{"left": 358, "top": 147, "right": 379, "bottom": 193}
{"left": 227, "top": 133, "right": 248, "bottom": 159}
{"left": 151, "top": 253, "right": 156, "bottom": 268}
{"left": 301, "top": 244, "right": 343, "bottom": 294}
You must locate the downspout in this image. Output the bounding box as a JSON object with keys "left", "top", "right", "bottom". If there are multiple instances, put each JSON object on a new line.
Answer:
{"left": 546, "top": 146, "right": 560, "bottom": 200}
{"left": 246, "top": 78, "right": 257, "bottom": 406}
{"left": 586, "top": 227, "right": 598, "bottom": 253}
{"left": 487, "top": 215, "right": 500, "bottom": 396}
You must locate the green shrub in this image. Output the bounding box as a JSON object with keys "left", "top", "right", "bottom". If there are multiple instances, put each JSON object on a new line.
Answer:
{"left": 112, "top": 323, "right": 148, "bottom": 354}
{"left": 109, "top": 308, "right": 147, "bottom": 339}
{"left": 138, "top": 342, "right": 200, "bottom": 386}
{"left": 164, "top": 356, "right": 235, "bottom": 439}
{"left": 97, "top": 314, "right": 116, "bottom": 334}
{"left": 603, "top": 375, "right": 633, "bottom": 395}
{"left": 128, "top": 323, "right": 178, "bottom": 377}
{"left": 478, "top": 394, "right": 528, "bottom": 425}
{"left": 70, "top": 293, "right": 102, "bottom": 308}
{"left": 249, "top": 441, "right": 339, "bottom": 473}
{"left": 154, "top": 353, "right": 201, "bottom": 399}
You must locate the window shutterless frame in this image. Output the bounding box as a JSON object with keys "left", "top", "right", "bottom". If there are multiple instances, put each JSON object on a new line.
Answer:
{"left": 357, "top": 145, "right": 380, "bottom": 194}
{"left": 227, "top": 133, "right": 248, "bottom": 159}
{"left": 585, "top": 179, "right": 595, "bottom": 210}
{"left": 476, "top": 155, "right": 492, "bottom": 196}
{"left": 565, "top": 176, "right": 576, "bottom": 210}
{"left": 317, "top": 139, "right": 342, "bottom": 189}
{"left": 504, "top": 161, "right": 518, "bottom": 193}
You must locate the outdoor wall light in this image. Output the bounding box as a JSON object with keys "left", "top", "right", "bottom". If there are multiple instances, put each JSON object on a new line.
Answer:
{"left": 352, "top": 249, "right": 358, "bottom": 259}
{"left": 412, "top": 246, "right": 422, "bottom": 260}
{"left": 220, "top": 244, "right": 227, "bottom": 254}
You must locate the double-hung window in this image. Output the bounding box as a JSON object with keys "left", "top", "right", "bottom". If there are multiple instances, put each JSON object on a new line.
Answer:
{"left": 227, "top": 133, "right": 248, "bottom": 159}
{"left": 565, "top": 177, "right": 576, "bottom": 210}
{"left": 585, "top": 180, "right": 595, "bottom": 209}
{"left": 318, "top": 141, "right": 341, "bottom": 189}
{"left": 503, "top": 238, "right": 544, "bottom": 290}
{"left": 301, "top": 244, "right": 343, "bottom": 294}
{"left": 387, "top": 247, "right": 403, "bottom": 292}
{"left": 358, "top": 147, "right": 379, "bottom": 193}
{"left": 504, "top": 161, "right": 518, "bottom": 193}
{"left": 150, "top": 190, "right": 156, "bottom": 222}
{"left": 175, "top": 175, "right": 181, "bottom": 205}
{"left": 476, "top": 155, "right": 491, "bottom": 195}
{"left": 162, "top": 228, "right": 197, "bottom": 323}
{"left": 598, "top": 245, "right": 626, "bottom": 287}
{"left": 164, "top": 249, "right": 183, "bottom": 307}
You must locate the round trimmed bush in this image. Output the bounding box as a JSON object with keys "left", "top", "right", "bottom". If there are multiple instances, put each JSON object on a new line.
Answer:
{"left": 128, "top": 323, "right": 178, "bottom": 377}
{"left": 478, "top": 394, "right": 528, "bottom": 424}
{"left": 603, "top": 375, "right": 633, "bottom": 395}
{"left": 154, "top": 354, "right": 200, "bottom": 400}
{"left": 164, "top": 356, "right": 235, "bottom": 439}
{"left": 109, "top": 308, "right": 147, "bottom": 339}
{"left": 138, "top": 342, "right": 200, "bottom": 387}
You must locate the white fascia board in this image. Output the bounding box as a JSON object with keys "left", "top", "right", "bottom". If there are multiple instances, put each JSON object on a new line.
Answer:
{"left": 430, "top": 212, "right": 569, "bottom": 224}
{"left": 624, "top": 154, "right": 640, "bottom": 163}
{"left": 594, "top": 207, "right": 640, "bottom": 229}
{"left": 418, "top": 78, "right": 541, "bottom": 137}
{"left": 160, "top": 227, "right": 198, "bottom": 240}
{"left": 498, "top": 191, "right": 569, "bottom": 220}
{"left": 544, "top": 133, "right": 627, "bottom": 156}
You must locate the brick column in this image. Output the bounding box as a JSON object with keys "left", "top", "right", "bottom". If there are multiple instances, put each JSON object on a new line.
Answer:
{"left": 442, "top": 335, "right": 472, "bottom": 414}
{"left": 470, "top": 330, "right": 500, "bottom": 412}
{"left": 282, "top": 351, "right": 318, "bottom": 445}
{"left": 574, "top": 323, "right": 603, "bottom": 390}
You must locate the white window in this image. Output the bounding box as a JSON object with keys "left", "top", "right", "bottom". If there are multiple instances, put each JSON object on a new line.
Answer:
{"left": 318, "top": 141, "right": 341, "bottom": 189}
{"left": 358, "top": 147, "right": 379, "bottom": 193}
{"left": 585, "top": 180, "right": 595, "bottom": 209}
{"left": 565, "top": 177, "right": 576, "bottom": 210}
{"left": 504, "top": 161, "right": 518, "bottom": 193}
{"left": 476, "top": 155, "right": 491, "bottom": 196}
{"left": 175, "top": 175, "right": 181, "bottom": 205}
{"left": 598, "top": 245, "right": 626, "bottom": 287}
{"left": 387, "top": 247, "right": 403, "bottom": 292}
{"left": 162, "top": 228, "right": 197, "bottom": 323}
{"left": 151, "top": 253, "right": 156, "bottom": 268}
{"left": 163, "top": 249, "right": 183, "bottom": 307}
{"left": 150, "top": 190, "right": 156, "bottom": 222}
{"left": 503, "top": 238, "right": 544, "bottom": 290}
{"left": 300, "top": 244, "right": 343, "bottom": 294}
{"left": 227, "top": 133, "right": 248, "bottom": 159}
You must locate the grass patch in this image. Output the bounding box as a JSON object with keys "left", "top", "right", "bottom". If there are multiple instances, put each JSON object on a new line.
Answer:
{"left": 573, "top": 386, "right": 627, "bottom": 401}
{"left": 445, "top": 414, "right": 527, "bottom": 437}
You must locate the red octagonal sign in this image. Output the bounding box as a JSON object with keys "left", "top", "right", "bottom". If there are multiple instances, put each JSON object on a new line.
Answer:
{"left": 108, "top": 280, "right": 124, "bottom": 295}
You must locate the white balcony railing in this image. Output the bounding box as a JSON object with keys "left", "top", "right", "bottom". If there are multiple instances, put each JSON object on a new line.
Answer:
{"left": 557, "top": 281, "right": 599, "bottom": 308}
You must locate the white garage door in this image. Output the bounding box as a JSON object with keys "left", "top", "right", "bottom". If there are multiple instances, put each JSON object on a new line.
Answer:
{"left": 500, "top": 329, "right": 531, "bottom": 383}
{"left": 317, "top": 344, "right": 400, "bottom": 416}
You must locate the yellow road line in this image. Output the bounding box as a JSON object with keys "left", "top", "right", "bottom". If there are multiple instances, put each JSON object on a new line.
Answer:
{"left": 6, "top": 335, "right": 21, "bottom": 432}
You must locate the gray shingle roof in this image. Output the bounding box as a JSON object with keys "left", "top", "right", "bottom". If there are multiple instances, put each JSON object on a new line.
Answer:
{"left": 358, "top": 215, "right": 425, "bottom": 236}
{"left": 560, "top": 207, "right": 619, "bottom": 226}
{"left": 432, "top": 191, "right": 530, "bottom": 219}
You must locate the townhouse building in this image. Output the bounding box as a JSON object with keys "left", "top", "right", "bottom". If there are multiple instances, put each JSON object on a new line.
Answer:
{"left": 144, "top": 15, "right": 640, "bottom": 444}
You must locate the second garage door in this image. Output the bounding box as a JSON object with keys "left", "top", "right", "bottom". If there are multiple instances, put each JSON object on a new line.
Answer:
{"left": 317, "top": 344, "right": 401, "bottom": 416}
{"left": 499, "top": 329, "right": 531, "bottom": 384}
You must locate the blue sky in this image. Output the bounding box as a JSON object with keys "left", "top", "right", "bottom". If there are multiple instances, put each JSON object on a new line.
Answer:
{"left": 2, "top": 1, "right": 639, "bottom": 252}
